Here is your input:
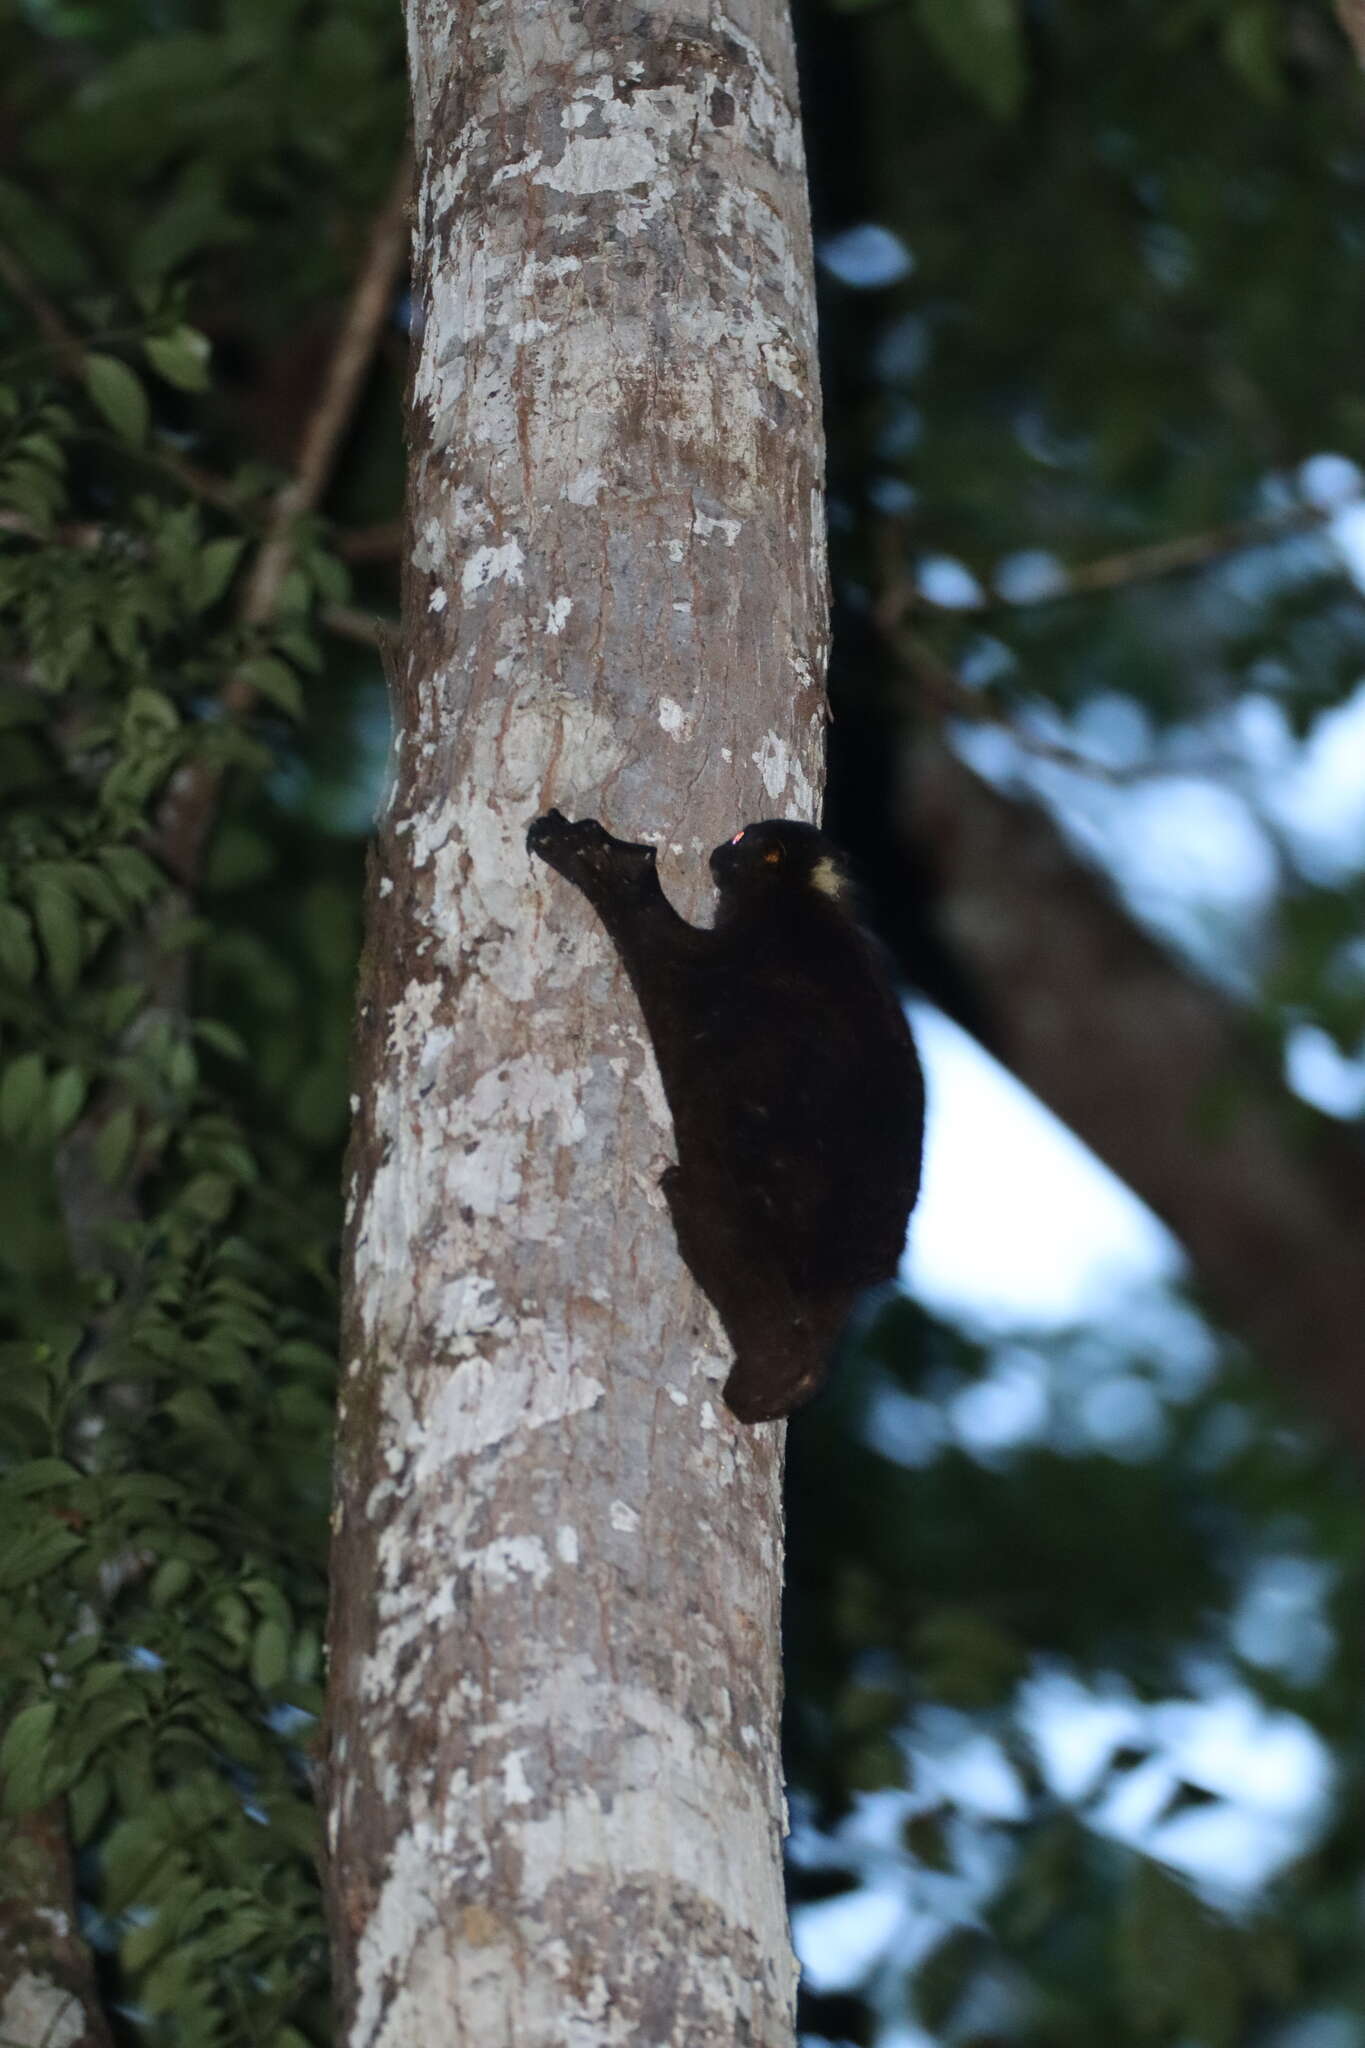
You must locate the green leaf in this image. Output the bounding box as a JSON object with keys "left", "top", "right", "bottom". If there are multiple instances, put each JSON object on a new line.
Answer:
{"left": 167, "top": 1386, "right": 223, "bottom": 1433}
{"left": 0, "top": 176, "right": 89, "bottom": 293}
{"left": 0, "top": 1699, "right": 57, "bottom": 1779}
{"left": 307, "top": 548, "right": 351, "bottom": 605}
{"left": 1222, "top": 3, "right": 1282, "bottom": 101}
{"left": 47, "top": 1065, "right": 88, "bottom": 1138}
{"left": 996, "top": 1815, "right": 1081, "bottom": 1943}
{"left": 203, "top": 823, "right": 276, "bottom": 890}
{"left": 76, "top": 1661, "right": 139, "bottom": 1702}
{"left": 84, "top": 352, "right": 151, "bottom": 447}
{"left": 166, "top": 1038, "right": 198, "bottom": 1094}
{"left": 58, "top": 861, "right": 125, "bottom": 923}
{"left": 844, "top": 1734, "right": 903, "bottom": 1792}
{"left": 0, "top": 1522, "right": 83, "bottom": 1591}
{"left": 0, "top": 688, "right": 47, "bottom": 730}
{"left": 3, "top": 1457, "right": 80, "bottom": 1495}
{"left": 250, "top": 1616, "right": 289, "bottom": 1690}
{"left": 1, "top": 459, "right": 64, "bottom": 531}
{"left": 0, "top": 1052, "right": 45, "bottom": 1143}
{"left": 68, "top": 1766, "right": 111, "bottom": 1844}
{"left": 239, "top": 654, "right": 304, "bottom": 719}
{"left": 276, "top": 566, "right": 311, "bottom": 615}
{"left": 916, "top": 0, "right": 1026, "bottom": 118}
{"left": 193, "top": 1019, "right": 247, "bottom": 1061}
{"left": 290, "top": 1627, "right": 321, "bottom": 1684}
{"left": 102, "top": 984, "right": 146, "bottom": 1036}
{"left": 121, "top": 1906, "right": 177, "bottom": 1976}
{"left": 95, "top": 1103, "right": 137, "bottom": 1184}
{"left": 144, "top": 323, "right": 212, "bottom": 391}
{"left": 0, "top": 903, "right": 38, "bottom": 986}
{"left": 138, "top": 1950, "right": 195, "bottom": 2018}
{"left": 273, "top": 1340, "right": 335, "bottom": 1376}
{"left": 273, "top": 622, "right": 325, "bottom": 674}
{"left": 912, "top": 1605, "right": 1024, "bottom": 1706}
{"left": 97, "top": 844, "right": 164, "bottom": 908}
{"left": 18, "top": 431, "right": 66, "bottom": 476}
{"left": 189, "top": 535, "right": 247, "bottom": 612}
{"left": 903, "top": 1805, "right": 954, "bottom": 1873}
{"left": 214, "top": 1592, "right": 251, "bottom": 1649}
{"left": 150, "top": 1557, "right": 194, "bottom": 1607}
{"left": 126, "top": 685, "right": 181, "bottom": 733}
{"left": 69, "top": 1690, "right": 151, "bottom": 1764}
{"left": 916, "top": 1927, "right": 985, "bottom": 2033}
{"left": 30, "top": 876, "right": 83, "bottom": 995}
{"left": 182, "top": 1172, "right": 234, "bottom": 1223}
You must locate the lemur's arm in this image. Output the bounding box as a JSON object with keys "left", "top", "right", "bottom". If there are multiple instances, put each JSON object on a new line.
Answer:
{"left": 527, "top": 810, "right": 704, "bottom": 984}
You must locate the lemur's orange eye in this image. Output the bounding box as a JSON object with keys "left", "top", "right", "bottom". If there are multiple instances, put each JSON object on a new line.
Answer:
{"left": 763, "top": 846, "right": 783, "bottom": 865}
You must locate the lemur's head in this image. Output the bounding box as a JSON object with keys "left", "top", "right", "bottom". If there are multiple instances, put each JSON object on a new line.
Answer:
{"left": 709, "top": 821, "right": 853, "bottom": 909}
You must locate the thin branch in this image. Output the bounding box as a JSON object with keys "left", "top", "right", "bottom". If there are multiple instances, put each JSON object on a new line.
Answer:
{"left": 0, "top": 236, "right": 86, "bottom": 377}
{"left": 322, "top": 603, "right": 400, "bottom": 652}
{"left": 156, "top": 153, "right": 412, "bottom": 881}
{"left": 1015, "top": 503, "right": 1329, "bottom": 606}
{"left": 871, "top": 523, "right": 1159, "bottom": 784}
{"left": 235, "top": 156, "right": 413, "bottom": 638}
{"left": 882, "top": 616, "right": 1151, "bottom": 783}
{"left": 871, "top": 498, "right": 1346, "bottom": 781}
{"left": 881, "top": 501, "right": 1332, "bottom": 626}
{"left": 335, "top": 517, "right": 404, "bottom": 562}
{"left": 1335, "top": 0, "right": 1365, "bottom": 66}
{"left": 0, "top": 508, "right": 102, "bottom": 548}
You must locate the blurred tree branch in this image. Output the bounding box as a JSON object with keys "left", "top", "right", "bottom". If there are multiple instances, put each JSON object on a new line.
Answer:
{"left": 0, "top": 236, "right": 86, "bottom": 376}
{"left": 878, "top": 503, "right": 1331, "bottom": 620}
{"left": 1335, "top": 0, "right": 1365, "bottom": 67}
{"left": 335, "top": 517, "right": 404, "bottom": 562}
{"left": 904, "top": 732, "right": 1365, "bottom": 1451}
{"left": 158, "top": 152, "right": 411, "bottom": 883}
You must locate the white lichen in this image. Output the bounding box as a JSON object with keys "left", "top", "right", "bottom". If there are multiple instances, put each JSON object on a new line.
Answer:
{"left": 0, "top": 1978, "right": 82, "bottom": 2048}
{"left": 461, "top": 540, "right": 525, "bottom": 598}
{"left": 691, "top": 511, "right": 742, "bottom": 547}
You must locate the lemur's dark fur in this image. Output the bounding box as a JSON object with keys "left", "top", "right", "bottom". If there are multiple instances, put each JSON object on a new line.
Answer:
{"left": 527, "top": 811, "right": 925, "bottom": 1423}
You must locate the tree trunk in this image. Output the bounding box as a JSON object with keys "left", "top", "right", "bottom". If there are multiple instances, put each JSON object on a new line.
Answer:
{"left": 325, "top": 2, "right": 826, "bottom": 2043}
{"left": 0, "top": 1808, "right": 114, "bottom": 2048}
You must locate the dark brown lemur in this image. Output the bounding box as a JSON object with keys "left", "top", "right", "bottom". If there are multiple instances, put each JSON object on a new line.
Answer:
{"left": 527, "top": 810, "right": 925, "bottom": 1423}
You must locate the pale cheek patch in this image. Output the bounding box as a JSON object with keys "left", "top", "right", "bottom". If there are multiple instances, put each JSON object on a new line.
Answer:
{"left": 809, "top": 856, "right": 846, "bottom": 900}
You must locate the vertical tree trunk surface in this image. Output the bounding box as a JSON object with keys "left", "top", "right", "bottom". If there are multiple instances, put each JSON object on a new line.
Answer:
{"left": 327, "top": 2, "right": 827, "bottom": 2043}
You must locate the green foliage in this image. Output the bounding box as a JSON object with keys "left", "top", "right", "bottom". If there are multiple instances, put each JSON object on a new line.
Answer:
{"left": 787, "top": 1303, "right": 1365, "bottom": 2045}
{"left": 0, "top": 368, "right": 341, "bottom": 2032}
{"left": 6, "top": 0, "right": 1365, "bottom": 2042}
{"left": 914, "top": 0, "right": 1025, "bottom": 120}
{"left": 0, "top": 0, "right": 402, "bottom": 2039}
{"left": 830, "top": 0, "right": 1365, "bottom": 743}
{"left": 800, "top": 23, "right": 1365, "bottom": 2026}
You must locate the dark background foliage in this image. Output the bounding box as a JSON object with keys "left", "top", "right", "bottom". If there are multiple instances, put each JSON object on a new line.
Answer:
{"left": 1, "top": 1, "right": 1363, "bottom": 2042}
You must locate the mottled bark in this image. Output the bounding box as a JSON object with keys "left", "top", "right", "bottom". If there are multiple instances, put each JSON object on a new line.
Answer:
{"left": 910, "top": 739, "right": 1365, "bottom": 1450}
{"left": 0, "top": 1807, "right": 114, "bottom": 2048}
{"left": 326, "top": 3, "right": 826, "bottom": 2044}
